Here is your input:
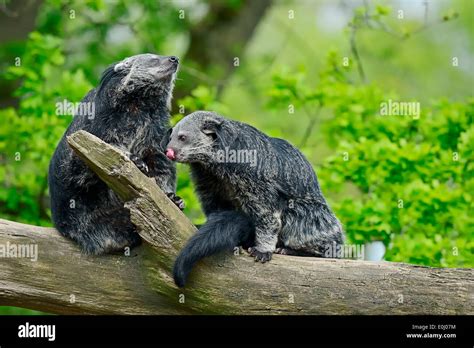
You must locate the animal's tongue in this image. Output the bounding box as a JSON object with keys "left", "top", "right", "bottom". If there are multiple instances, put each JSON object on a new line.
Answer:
{"left": 166, "top": 148, "right": 176, "bottom": 160}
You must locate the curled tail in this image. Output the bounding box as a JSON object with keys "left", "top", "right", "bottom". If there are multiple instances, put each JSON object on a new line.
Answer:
{"left": 173, "top": 210, "right": 254, "bottom": 287}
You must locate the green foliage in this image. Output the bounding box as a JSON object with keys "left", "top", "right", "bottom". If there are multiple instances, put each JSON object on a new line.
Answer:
{"left": 0, "top": 306, "right": 47, "bottom": 315}
{"left": 173, "top": 85, "right": 229, "bottom": 125}
{"left": 0, "top": 0, "right": 472, "bottom": 316}
{"left": 266, "top": 66, "right": 324, "bottom": 112}
{"left": 0, "top": 31, "right": 92, "bottom": 225}
{"left": 268, "top": 52, "right": 473, "bottom": 268}
{"left": 34, "top": 0, "right": 189, "bottom": 83}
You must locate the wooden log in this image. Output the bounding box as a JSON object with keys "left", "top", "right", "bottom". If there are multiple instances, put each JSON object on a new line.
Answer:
{"left": 0, "top": 130, "right": 471, "bottom": 315}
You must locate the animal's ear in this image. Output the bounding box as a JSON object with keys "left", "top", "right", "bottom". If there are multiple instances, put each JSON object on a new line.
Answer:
{"left": 201, "top": 117, "right": 222, "bottom": 136}
{"left": 113, "top": 57, "right": 132, "bottom": 73}
{"left": 114, "top": 62, "right": 126, "bottom": 73}
{"left": 160, "top": 128, "right": 173, "bottom": 151}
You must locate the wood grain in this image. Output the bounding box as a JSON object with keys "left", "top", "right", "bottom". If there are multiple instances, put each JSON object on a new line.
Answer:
{"left": 0, "top": 130, "right": 471, "bottom": 315}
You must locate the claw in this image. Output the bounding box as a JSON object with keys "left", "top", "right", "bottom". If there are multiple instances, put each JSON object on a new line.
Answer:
{"left": 275, "top": 247, "right": 289, "bottom": 255}
{"left": 130, "top": 154, "right": 149, "bottom": 175}
{"left": 248, "top": 247, "right": 272, "bottom": 263}
{"left": 167, "top": 192, "right": 185, "bottom": 210}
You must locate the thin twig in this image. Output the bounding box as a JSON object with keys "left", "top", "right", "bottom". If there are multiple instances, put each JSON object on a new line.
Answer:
{"left": 299, "top": 104, "right": 321, "bottom": 148}
{"left": 349, "top": 26, "right": 366, "bottom": 84}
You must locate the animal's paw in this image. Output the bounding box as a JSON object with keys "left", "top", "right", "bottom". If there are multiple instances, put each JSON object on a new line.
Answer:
{"left": 167, "top": 192, "right": 185, "bottom": 210}
{"left": 275, "top": 247, "right": 290, "bottom": 255}
{"left": 275, "top": 247, "right": 301, "bottom": 255}
{"left": 130, "top": 154, "right": 149, "bottom": 175}
{"left": 247, "top": 247, "right": 273, "bottom": 263}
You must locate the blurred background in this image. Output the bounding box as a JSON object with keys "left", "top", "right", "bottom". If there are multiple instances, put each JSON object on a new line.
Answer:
{"left": 0, "top": 0, "right": 472, "bottom": 314}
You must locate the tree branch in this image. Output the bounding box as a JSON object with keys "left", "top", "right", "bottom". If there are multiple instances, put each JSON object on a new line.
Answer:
{"left": 0, "top": 131, "right": 472, "bottom": 315}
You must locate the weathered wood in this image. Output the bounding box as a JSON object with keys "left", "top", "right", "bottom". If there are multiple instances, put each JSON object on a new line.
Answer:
{"left": 0, "top": 130, "right": 472, "bottom": 315}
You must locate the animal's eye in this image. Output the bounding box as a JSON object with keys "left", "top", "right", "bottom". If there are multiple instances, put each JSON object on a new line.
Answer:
{"left": 178, "top": 134, "right": 187, "bottom": 142}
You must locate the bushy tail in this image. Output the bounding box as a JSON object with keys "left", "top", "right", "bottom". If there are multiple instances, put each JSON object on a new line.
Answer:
{"left": 173, "top": 210, "right": 254, "bottom": 287}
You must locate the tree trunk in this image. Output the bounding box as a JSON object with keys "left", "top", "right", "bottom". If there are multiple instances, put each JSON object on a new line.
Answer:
{"left": 174, "top": 0, "right": 273, "bottom": 108}
{"left": 0, "top": 130, "right": 472, "bottom": 315}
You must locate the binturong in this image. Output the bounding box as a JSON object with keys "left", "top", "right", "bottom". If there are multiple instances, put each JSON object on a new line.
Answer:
{"left": 49, "top": 54, "right": 184, "bottom": 255}
{"left": 164, "top": 111, "right": 344, "bottom": 287}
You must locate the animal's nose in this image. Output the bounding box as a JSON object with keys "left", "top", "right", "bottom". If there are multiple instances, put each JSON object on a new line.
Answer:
{"left": 168, "top": 56, "right": 179, "bottom": 64}
{"left": 166, "top": 148, "right": 176, "bottom": 160}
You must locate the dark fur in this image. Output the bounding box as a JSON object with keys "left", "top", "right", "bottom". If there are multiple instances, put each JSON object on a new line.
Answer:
{"left": 173, "top": 210, "right": 254, "bottom": 287}
{"left": 165, "top": 111, "right": 344, "bottom": 287}
{"left": 49, "top": 54, "right": 180, "bottom": 254}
